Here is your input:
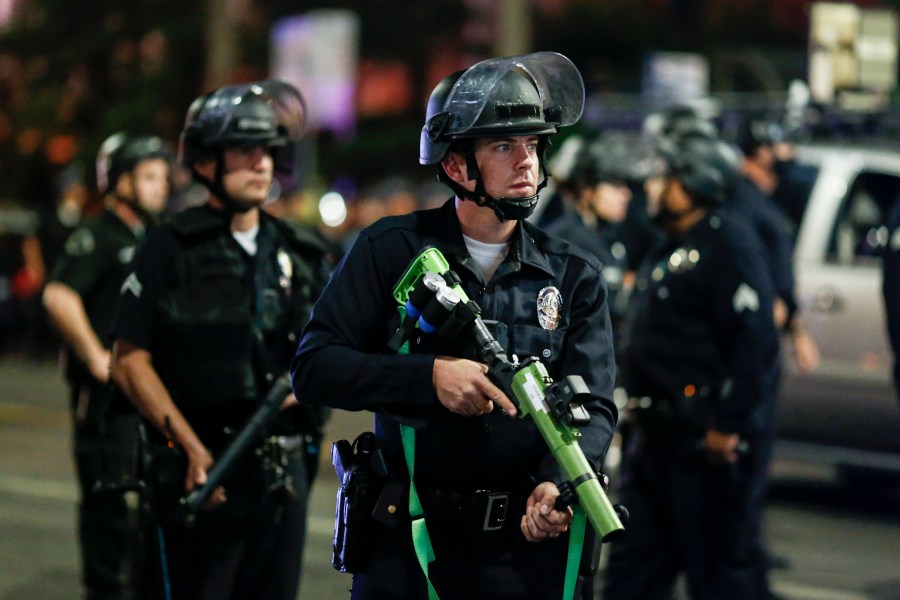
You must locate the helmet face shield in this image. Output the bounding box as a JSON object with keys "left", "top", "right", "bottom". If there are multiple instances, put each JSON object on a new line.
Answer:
{"left": 444, "top": 52, "right": 584, "bottom": 136}
{"left": 179, "top": 80, "right": 307, "bottom": 177}
{"left": 199, "top": 84, "right": 282, "bottom": 143}
{"left": 254, "top": 79, "right": 307, "bottom": 141}
{"left": 252, "top": 79, "right": 307, "bottom": 191}
{"left": 657, "top": 134, "right": 740, "bottom": 205}
{"left": 420, "top": 51, "right": 584, "bottom": 165}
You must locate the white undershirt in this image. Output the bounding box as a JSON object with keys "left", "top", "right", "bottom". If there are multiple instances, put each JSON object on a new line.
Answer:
{"left": 463, "top": 234, "right": 509, "bottom": 281}
{"left": 232, "top": 224, "right": 259, "bottom": 256}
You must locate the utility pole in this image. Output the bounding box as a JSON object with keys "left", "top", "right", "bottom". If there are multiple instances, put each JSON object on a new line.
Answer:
{"left": 494, "top": 0, "right": 532, "bottom": 57}
{"left": 205, "top": 0, "right": 239, "bottom": 90}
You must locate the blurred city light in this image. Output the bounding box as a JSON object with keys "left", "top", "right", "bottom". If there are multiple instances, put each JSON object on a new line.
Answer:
{"left": 318, "top": 191, "right": 347, "bottom": 227}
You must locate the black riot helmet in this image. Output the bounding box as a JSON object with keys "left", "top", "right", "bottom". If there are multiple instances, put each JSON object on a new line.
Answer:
{"left": 566, "top": 132, "right": 639, "bottom": 191}
{"left": 419, "top": 52, "right": 584, "bottom": 221}
{"left": 96, "top": 133, "right": 173, "bottom": 196}
{"left": 660, "top": 133, "right": 741, "bottom": 206}
{"left": 736, "top": 113, "right": 784, "bottom": 156}
{"left": 643, "top": 105, "right": 719, "bottom": 147}
{"left": 178, "top": 79, "right": 306, "bottom": 210}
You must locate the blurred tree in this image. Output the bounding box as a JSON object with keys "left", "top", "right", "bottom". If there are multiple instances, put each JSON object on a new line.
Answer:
{"left": 0, "top": 0, "right": 206, "bottom": 206}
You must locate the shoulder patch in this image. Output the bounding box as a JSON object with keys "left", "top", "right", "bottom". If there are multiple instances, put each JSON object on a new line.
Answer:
{"left": 65, "top": 228, "right": 95, "bottom": 256}
{"left": 118, "top": 245, "right": 136, "bottom": 265}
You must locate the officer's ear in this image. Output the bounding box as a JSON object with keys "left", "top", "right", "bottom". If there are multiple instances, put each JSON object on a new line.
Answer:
{"left": 115, "top": 172, "right": 134, "bottom": 200}
{"left": 192, "top": 154, "right": 216, "bottom": 181}
{"left": 441, "top": 151, "right": 468, "bottom": 185}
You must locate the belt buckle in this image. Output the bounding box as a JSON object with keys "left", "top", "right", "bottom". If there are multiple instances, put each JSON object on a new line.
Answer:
{"left": 476, "top": 491, "right": 509, "bottom": 532}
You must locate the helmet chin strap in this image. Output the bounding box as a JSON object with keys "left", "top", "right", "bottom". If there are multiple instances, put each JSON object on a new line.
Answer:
{"left": 113, "top": 191, "right": 159, "bottom": 228}
{"left": 192, "top": 151, "right": 255, "bottom": 214}
{"left": 440, "top": 144, "right": 551, "bottom": 222}
{"left": 651, "top": 180, "right": 707, "bottom": 229}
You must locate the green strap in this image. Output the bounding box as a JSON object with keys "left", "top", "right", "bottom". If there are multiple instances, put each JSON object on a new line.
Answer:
{"left": 395, "top": 306, "right": 439, "bottom": 599}
{"left": 395, "top": 304, "right": 583, "bottom": 600}
{"left": 400, "top": 424, "right": 440, "bottom": 600}
{"left": 563, "top": 506, "right": 587, "bottom": 600}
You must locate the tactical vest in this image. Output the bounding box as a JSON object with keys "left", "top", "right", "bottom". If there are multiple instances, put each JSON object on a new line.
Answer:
{"left": 155, "top": 205, "right": 327, "bottom": 421}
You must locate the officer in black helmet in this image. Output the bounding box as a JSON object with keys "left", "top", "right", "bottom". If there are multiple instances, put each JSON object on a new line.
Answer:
{"left": 603, "top": 133, "right": 779, "bottom": 600}
{"left": 109, "top": 80, "right": 331, "bottom": 600}
{"left": 292, "top": 52, "right": 617, "bottom": 600}
{"left": 43, "top": 133, "right": 172, "bottom": 599}
{"left": 731, "top": 113, "right": 820, "bottom": 596}
{"left": 542, "top": 132, "right": 636, "bottom": 334}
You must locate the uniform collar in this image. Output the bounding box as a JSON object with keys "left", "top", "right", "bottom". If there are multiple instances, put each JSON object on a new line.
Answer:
{"left": 429, "top": 199, "right": 554, "bottom": 278}
{"left": 102, "top": 206, "right": 142, "bottom": 240}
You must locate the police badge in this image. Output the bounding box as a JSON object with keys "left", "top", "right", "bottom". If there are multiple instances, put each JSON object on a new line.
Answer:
{"left": 277, "top": 248, "right": 293, "bottom": 292}
{"left": 537, "top": 286, "right": 562, "bottom": 330}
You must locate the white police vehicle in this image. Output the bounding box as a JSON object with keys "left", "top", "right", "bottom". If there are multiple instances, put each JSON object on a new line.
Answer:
{"left": 778, "top": 142, "right": 900, "bottom": 479}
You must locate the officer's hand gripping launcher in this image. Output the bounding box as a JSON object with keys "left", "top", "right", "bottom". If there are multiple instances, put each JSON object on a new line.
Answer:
{"left": 390, "top": 247, "right": 626, "bottom": 542}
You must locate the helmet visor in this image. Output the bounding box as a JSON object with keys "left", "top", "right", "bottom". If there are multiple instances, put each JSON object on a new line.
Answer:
{"left": 442, "top": 51, "right": 584, "bottom": 137}
{"left": 254, "top": 79, "right": 307, "bottom": 142}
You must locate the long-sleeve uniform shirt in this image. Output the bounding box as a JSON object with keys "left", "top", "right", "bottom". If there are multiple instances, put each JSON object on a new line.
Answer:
{"left": 50, "top": 208, "right": 142, "bottom": 384}
{"left": 730, "top": 176, "right": 797, "bottom": 322}
{"left": 605, "top": 210, "right": 779, "bottom": 600}
{"left": 620, "top": 210, "right": 778, "bottom": 435}
{"left": 291, "top": 199, "right": 617, "bottom": 598}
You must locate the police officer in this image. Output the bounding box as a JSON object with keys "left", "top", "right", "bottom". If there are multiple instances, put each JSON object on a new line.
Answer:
{"left": 109, "top": 80, "right": 331, "bottom": 600}
{"left": 542, "top": 132, "right": 635, "bottom": 336}
{"left": 603, "top": 134, "right": 779, "bottom": 600}
{"left": 292, "top": 52, "right": 617, "bottom": 600}
{"left": 43, "top": 133, "right": 171, "bottom": 599}
{"left": 733, "top": 115, "right": 821, "bottom": 592}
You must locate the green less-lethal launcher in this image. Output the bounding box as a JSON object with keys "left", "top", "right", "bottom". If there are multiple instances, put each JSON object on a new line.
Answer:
{"left": 392, "top": 247, "right": 625, "bottom": 542}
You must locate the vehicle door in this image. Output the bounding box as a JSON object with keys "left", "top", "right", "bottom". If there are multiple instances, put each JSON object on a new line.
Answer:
{"left": 780, "top": 151, "right": 900, "bottom": 460}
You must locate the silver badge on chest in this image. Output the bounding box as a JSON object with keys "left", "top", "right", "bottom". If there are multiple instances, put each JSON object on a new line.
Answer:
{"left": 537, "top": 286, "right": 562, "bottom": 331}
{"left": 277, "top": 248, "right": 293, "bottom": 292}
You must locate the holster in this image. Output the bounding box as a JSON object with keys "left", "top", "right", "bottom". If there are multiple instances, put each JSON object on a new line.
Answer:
{"left": 331, "top": 432, "right": 401, "bottom": 573}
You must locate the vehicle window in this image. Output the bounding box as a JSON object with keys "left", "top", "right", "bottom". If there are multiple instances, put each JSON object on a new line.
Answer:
{"left": 826, "top": 172, "right": 899, "bottom": 266}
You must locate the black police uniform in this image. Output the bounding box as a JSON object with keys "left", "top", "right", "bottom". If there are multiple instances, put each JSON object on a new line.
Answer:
{"left": 603, "top": 210, "right": 778, "bottom": 600}
{"left": 729, "top": 176, "right": 797, "bottom": 318}
{"left": 292, "top": 199, "right": 618, "bottom": 600}
{"left": 543, "top": 207, "right": 629, "bottom": 333}
{"left": 110, "top": 204, "right": 330, "bottom": 600}
{"left": 728, "top": 174, "right": 798, "bottom": 590}
{"left": 49, "top": 208, "right": 144, "bottom": 600}
{"left": 772, "top": 157, "right": 817, "bottom": 235}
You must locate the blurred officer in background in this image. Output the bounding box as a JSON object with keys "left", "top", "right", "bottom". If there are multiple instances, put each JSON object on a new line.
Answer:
{"left": 110, "top": 80, "right": 332, "bottom": 600}
{"left": 734, "top": 114, "right": 820, "bottom": 588}
{"left": 603, "top": 133, "right": 778, "bottom": 600}
{"left": 42, "top": 133, "right": 171, "bottom": 600}
{"left": 541, "top": 132, "right": 634, "bottom": 338}
{"left": 16, "top": 164, "right": 90, "bottom": 358}
{"left": 292, "top": 52, "right": 617, "bottom": 600}
{"left": 540, "top": 130, "right": 638, "bottom": 597}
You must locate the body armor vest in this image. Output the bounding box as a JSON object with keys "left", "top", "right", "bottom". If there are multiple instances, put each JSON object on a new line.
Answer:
{"left": 155, "top": 205, "right": 327, "bottom": 425}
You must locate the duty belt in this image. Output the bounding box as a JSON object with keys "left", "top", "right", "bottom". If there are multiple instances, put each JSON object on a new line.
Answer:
{"left": 423, "top": 488, "right": 527, "bottom": 534}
